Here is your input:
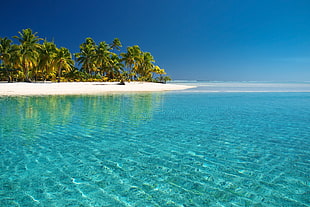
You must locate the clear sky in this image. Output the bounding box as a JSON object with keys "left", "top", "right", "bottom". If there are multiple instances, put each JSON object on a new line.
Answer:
{"left": 1, "top": 0, "right": 309, "bottom": 81}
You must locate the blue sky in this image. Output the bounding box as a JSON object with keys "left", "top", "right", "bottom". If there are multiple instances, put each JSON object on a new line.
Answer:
{"left": 1, "top": 0, "right": 309, "bottom": 81}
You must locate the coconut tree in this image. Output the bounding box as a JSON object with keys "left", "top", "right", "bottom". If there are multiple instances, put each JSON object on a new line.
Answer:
{"left": 120, "top": 46, "right": 134, "bottom": 70}
{"left": 136, "top": 52, "right": 155, "bottom": 81}
{"left": 13, "top": 28, "right": 42, "bottom": 82}
{"left": 0, "top": 39, "right": 21, "bottom": 82}
{"left": 53, "top": 47, "right": 74, "bottom": 82}
{"left": 107, "top": 53, "right": 124, "bottom": 80}
{"left": 95, "top": 41, "right": 111, "bottom": 78}
{"left": 75, "top": 38, "right": 97, "bottom": 76}
{"left": 153, "top": 65, "right": 170, "bottom": 83}
{"left": 38, "top": 40, "right": 57, "bottom": 81}
{"left": 0, "top": 37, "right": 14, "bottom": 82}
{"left": 7, "top": 44, "right": 22, "bottom": 81}
{"left": 0, "top": 37, "right": 12, "bottom": 64}
{"left": 120, "top": 45, "right": 142, "bottom": 80}
{"left": 110, "top": 38, "right": 122, "bottom": 51}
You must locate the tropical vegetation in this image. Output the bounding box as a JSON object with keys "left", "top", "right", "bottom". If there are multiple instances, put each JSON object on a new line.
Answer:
{"left": 0, "top": 29, "right": 171, "bottom": 83}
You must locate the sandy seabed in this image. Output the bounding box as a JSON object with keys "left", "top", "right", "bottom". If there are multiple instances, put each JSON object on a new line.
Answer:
{"left": 0, "top": 82, "right": 195, "bottom": 96}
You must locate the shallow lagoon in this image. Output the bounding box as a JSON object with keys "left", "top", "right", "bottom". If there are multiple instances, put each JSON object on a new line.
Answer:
{"left": 1, "top": 84, "right": 310, "bottom": 206}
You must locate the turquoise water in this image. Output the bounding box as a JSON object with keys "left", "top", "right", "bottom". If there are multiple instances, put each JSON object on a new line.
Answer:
{"left": 1, "top": 86, "right": 310, "bottom": 206}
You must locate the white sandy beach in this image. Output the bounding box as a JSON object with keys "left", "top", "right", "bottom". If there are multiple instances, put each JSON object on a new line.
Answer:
{"left": 0, "top": 82, "right": 195, "bottom": 96}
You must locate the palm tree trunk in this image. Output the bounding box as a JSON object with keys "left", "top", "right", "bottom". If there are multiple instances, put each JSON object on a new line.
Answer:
{"left": 8, "top": 71, "right": 13, "bottom": 83}
{"left": 58, "top": 62, "right": 63, "bottom": 82}
{"left": 24, "top": 62, "right": 32, "bottom": 82}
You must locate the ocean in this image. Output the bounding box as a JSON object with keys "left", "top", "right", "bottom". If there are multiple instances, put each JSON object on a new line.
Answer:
{"left": 0, "top": 82, "right": 309, "bottom": 206}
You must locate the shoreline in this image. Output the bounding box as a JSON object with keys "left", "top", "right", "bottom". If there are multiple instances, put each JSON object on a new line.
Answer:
{"left": 0, "top": 82, "right": 196, "bottom": 96}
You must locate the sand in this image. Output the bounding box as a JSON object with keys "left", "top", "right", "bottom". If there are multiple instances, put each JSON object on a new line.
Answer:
{"left": 0, "top": 82, "right": 195, "bottom": 96}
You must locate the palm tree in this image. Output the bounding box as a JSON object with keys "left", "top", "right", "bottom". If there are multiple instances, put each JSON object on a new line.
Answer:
{"left": 7, "top": 44, "right": 22, "bottom": 81}
{"left": 0, "top": 37, "right": 12, "bottom": 64}
{"left": 107, "top": 53, "right": 124, "bottom": 80}
{"left": 75, "top": 38, "right": 97, "bottom": 76}
{"left": 95, "top": 41, "right": 111, "bottom": 78}
{"left": 53, "top": 47, "right": 74, "bottom": 82}
{"left": 120, "top": 45, "right": 142, "bottom": 80}
{"left": 153, "top": 65, "right": 170, "bottom": 83}
{"left": 0, "top": 39, "right": 21, "bottom": 82}
{"left": 110, "top": 38, "right": 122, "bottom": 51}
{"left": 0, "top": 37, "right": 14, "bottom": 82}
{"left": 120, "top": 47, "right": 134, "bottom": 71}
{"left": 38, "top": 40, "right": 57, "bottom": 81}
{"left": 13, "top": 28, "right": 42, "bottom": 82}
{"left": 136, "top": 52, "right": 155, "bottom": 81}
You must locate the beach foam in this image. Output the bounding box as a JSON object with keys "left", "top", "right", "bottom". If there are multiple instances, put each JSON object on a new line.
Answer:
{"left": 0, "top": 82, "right": 195, "bottom": 96}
